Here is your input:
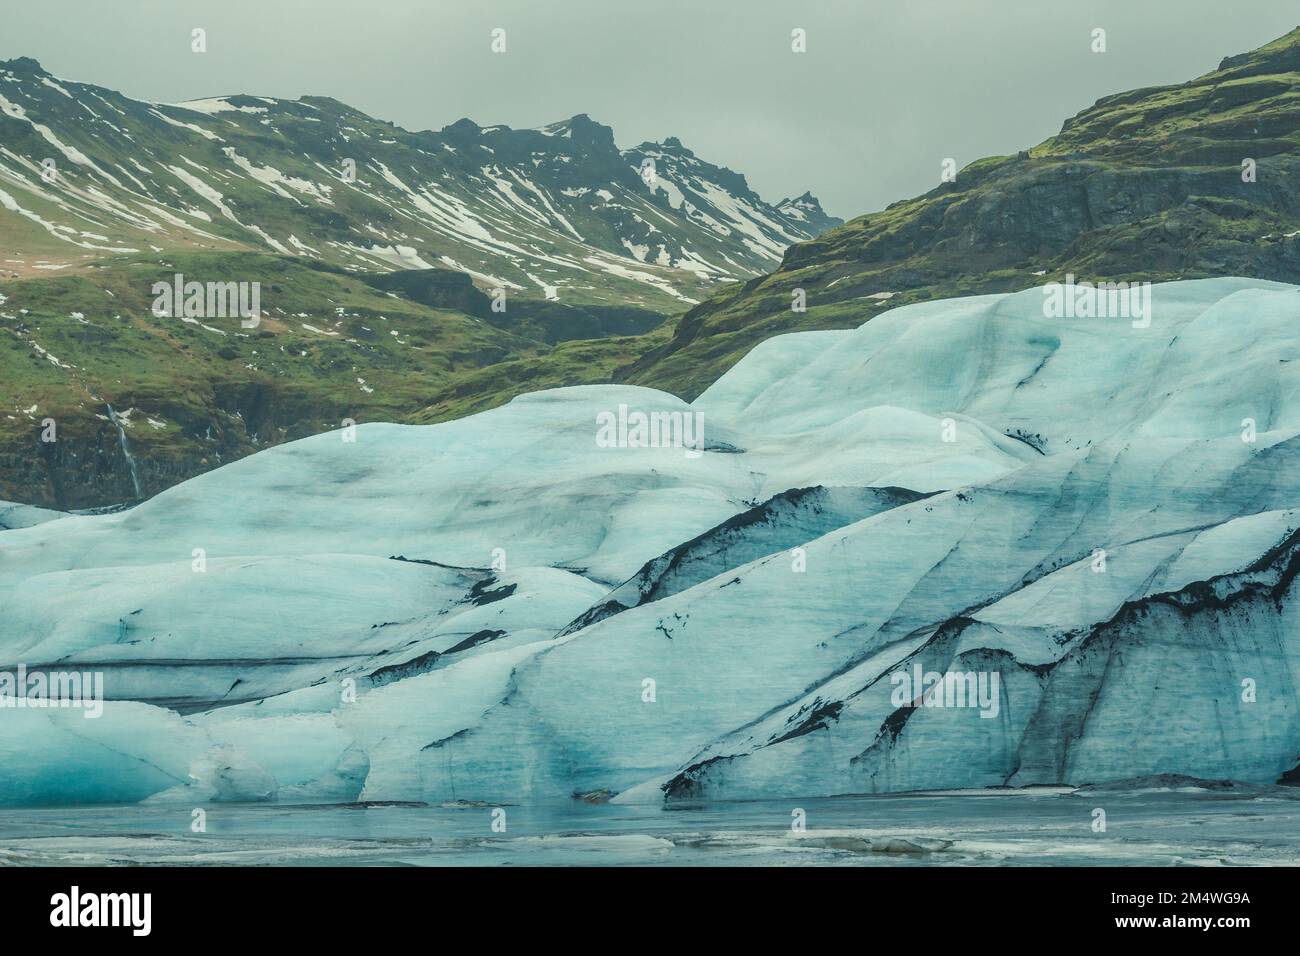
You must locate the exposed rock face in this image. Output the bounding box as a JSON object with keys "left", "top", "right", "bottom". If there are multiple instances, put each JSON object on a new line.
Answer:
{"left": 2, "top": 378, "right": 372, "bottom": 510}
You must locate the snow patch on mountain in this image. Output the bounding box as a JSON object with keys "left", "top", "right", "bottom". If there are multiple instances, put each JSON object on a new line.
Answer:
{"left": 0, "top": 59, "right": 842, "bottom": 308}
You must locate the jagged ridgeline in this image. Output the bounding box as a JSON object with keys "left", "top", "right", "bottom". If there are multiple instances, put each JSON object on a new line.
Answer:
{"left": 0, "top": 58, "right": 838, "bottom": 507}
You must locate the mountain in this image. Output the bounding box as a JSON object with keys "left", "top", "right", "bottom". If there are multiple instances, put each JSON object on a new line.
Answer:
{"left": 0, "top": 58, "right": 839, "bottom": 304}
{"left": 6, "top": 25, "right": 1299, "bottom": 513}
{"left": 0, "top": 58, "right": 838, "bottom": 508}
{"left": 366, "top": 20, "right": 1300, "bottom": 437}
{"left": 2, "top": 278, "right": 1297, "bottom": 806}
{"left": 619, "top": 27, "right": 1300, "bottom": 399}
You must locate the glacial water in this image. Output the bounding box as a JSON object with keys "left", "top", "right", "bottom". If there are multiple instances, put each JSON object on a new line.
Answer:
{"left": 2, "top": 787, "right": 1297, "bottom": 866}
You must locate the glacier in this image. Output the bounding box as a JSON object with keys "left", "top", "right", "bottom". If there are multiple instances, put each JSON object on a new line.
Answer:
{"left": 1, "top": 276, "right": 1298, "bottom": 807}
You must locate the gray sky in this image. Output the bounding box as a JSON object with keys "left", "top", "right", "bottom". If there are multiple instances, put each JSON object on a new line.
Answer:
{"left": 3, "top": 0, "right": 1297, "bottom": 219}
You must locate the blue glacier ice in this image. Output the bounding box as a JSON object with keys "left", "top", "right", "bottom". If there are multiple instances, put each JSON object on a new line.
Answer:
{"left": 1, "top": 277, "right": 1298, "bottom": 806}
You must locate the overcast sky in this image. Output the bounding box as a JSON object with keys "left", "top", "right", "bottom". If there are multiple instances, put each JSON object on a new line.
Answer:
{"left": 3, "top": 1, "right": 1296, "bottom": 219}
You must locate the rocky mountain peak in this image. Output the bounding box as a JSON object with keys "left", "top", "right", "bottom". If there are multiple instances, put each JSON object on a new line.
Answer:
{"left": 0, "top": 56, "right": 47, "bottom": 75}
{"left": 563, "top": 112, "right": 616, "bottom": 149}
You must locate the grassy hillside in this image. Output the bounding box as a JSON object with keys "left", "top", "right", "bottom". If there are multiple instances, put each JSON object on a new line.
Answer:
{"left": 617, "top": 27, "right": 1300, "bottom": 399}
{"left": 4, "top": 28, "right": 1297, "bottom": 508}
{"left": 0, "top": 251, "right": 664, "bottom": 506}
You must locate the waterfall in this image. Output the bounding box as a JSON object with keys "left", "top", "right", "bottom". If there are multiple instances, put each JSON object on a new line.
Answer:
{"left": 105, "top": 404, "right": 143, "bottom": 499}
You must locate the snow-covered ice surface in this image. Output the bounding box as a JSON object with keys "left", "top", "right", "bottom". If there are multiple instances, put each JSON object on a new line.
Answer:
{"left": 2, "top": 279, "right": 1300, "bottom": 841}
